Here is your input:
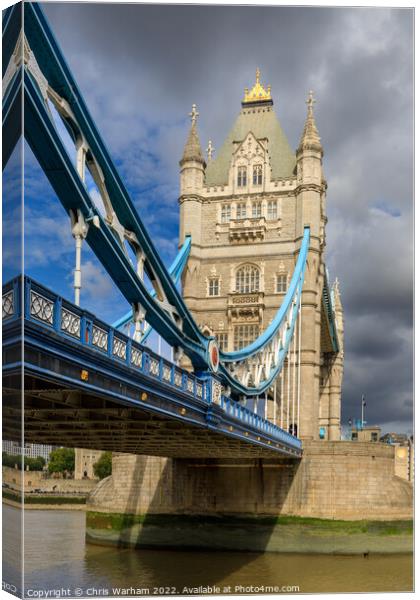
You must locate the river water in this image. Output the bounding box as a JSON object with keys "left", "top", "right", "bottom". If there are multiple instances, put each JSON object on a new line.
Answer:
{"left": 2, "top": 506, "right": 413, "bottom": 596}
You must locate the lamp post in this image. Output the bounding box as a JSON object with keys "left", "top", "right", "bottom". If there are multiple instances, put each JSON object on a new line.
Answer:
{"left": 361, "top": 394, "right": 366, "bottom": 429}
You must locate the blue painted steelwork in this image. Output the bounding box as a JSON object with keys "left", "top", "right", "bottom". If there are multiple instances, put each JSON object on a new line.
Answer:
{"left": 112, "top": 236, "right": 192, "bottom": 342}
{"left": 2, "top": 5, "right": 22, "bottom": 168}
{"left": 21, "top": 2, "right": 212, "bottom": 367}
{"left": 2, "top": 3, "right": 320, "bottom": 399}
{"left": 2, "top": 276, "right": 302, "bottom": 456}
{"left": 222, "top": 227, "right": 309, "bottom": 363}
{"left": 218, "top": 228, "right": 309, "bottom": 395}
{"left": 22, "top": 68, "right": 208, "bottom": 367}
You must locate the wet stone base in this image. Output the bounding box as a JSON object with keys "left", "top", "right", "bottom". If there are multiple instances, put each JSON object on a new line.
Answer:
{"left": 86, "top": 512, "right": 413, "bottom": 555}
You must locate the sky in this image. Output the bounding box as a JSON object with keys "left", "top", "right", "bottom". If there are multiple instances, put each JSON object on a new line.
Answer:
{"left": 6, "top": 2, "right": 413, "bottom": 434}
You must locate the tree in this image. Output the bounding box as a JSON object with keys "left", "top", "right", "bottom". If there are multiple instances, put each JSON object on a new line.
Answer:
{"left": 48, "top": 448, "right": 75, "bottom": 475}
{"left": 25, "top": 456, "right": 46, "bottom": 471}
{"left": 93, "top": 452, "right": 112, "bottom": 480}
{"left": 2, "top": 452, "right": 19, "bottom": 468}
{"left": 2, "top": 453, "right": 46, "bottom": 471}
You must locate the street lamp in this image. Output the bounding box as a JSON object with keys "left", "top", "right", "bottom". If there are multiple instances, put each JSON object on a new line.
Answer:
{"left": 361, "top": 394, "right": 367, "bottom": 429}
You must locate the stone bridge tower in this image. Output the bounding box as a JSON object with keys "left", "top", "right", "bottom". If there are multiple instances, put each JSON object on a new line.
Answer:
{"left": 179, "top": 71, "right": 344, "bottom": 441}
{"left": 87, "top": 76, "right": 413, "bottom": 531}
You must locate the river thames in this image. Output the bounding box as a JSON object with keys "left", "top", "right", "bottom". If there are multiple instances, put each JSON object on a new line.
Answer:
{"left": 2, "top": 506, "right": 413, "bottom": 596}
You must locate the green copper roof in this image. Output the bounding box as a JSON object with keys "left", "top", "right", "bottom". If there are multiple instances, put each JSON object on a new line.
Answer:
{"left": 205, "top": 106, "right": 296, "bottom": 186}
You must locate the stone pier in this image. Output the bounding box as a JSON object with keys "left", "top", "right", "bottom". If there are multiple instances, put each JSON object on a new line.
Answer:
{"left": 86, "top": 442, "right": 412, "bottom": 553}
{"left": 87, "top": 441, "right": 413, "bottom": 521}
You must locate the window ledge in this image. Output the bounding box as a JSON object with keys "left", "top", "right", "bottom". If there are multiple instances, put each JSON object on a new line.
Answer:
{"left": 228, "top": 217, "right": 266, "bottom": 242}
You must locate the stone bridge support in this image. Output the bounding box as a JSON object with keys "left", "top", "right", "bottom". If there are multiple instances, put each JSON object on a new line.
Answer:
{"left": 88, "top": 442, "right": 413, "bottom": 521}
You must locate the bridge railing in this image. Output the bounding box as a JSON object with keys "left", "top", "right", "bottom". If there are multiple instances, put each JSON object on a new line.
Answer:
{"left": 220, "top": 396, "right": 301, "bottom": 449}
{"left": 3, "top": 276, "right": 302, "bottom": 451}
{"left": 14, "top": 276, "right": 207, "bottom": 405}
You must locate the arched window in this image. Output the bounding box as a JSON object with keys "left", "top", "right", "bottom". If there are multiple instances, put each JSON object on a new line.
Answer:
{"left": 267, "top": 200, "right": 278, "bottom": 220}
{"left": 276, "top": 274, "right": 287, "bottom": 293}
{"left": 237, "top": 166, "right": 247, "bottom": 187}
{"left": 252, "top": 201, "right": 262, "bottom": 218}
{"left": 208, "top": 277, "right": 220, "bottom": 296}
{"left": 236, "top": 264, "right": 260, "bottom": 293}
{"left": 221, "top": 204, "right": 231, "bottom": 223}
{"left": 253, "top": 164, "right": 263, "bottom": 186}
{"left": 234, "top": 324, "right": 259, "bottom": 350}
{"left": 236, "top": 202, "right": 247, "bottom": 219}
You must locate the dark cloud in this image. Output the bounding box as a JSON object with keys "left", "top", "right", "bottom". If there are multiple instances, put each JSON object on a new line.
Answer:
{"left": 41, "top": 3, "right": 414, "bottom": 434}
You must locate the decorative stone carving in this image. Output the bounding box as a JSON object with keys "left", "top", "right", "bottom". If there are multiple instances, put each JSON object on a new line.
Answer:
{"left": 229, "top": 217, "right": 266, "bottom": 243}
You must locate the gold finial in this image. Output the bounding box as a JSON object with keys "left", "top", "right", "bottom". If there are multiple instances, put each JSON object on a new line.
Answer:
{"left": 243, "top": 69, "right": 272, "bottom": 104}
{"left": 189, "top": 103, "right": 199, "bottom": 126}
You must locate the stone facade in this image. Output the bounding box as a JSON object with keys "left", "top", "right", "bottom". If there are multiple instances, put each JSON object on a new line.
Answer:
{"left": 87, "top": 443, "right": 412, "bottom": 521}
{"left": 3, "top": 466, "right": 97, "bottom": 494}
{"left": 351, "top": 426, "right": 382, "bottom": 442}
{"left": 394, "top": 442, "right": 414, "bottom": 482}
{"left": 86, "top": 75, "right": 413, "bottom": 527}
{"left": 74, "top": 448, "right": 102, "bottom": 480}
{"left": 179, "top": 73, "right": 344, "bottom": 441}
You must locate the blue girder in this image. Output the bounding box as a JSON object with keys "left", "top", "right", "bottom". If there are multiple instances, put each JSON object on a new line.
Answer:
{"left": 22, "top": 2, "right": 211, "bottom": 365}
{"left": 112, "top": 236, "right": 192, "bottom": 342}
{"left": 2, "top": 275, "right": 302, "bottom": 456}
{"left": 2, "top": 2, "right": 322, "bottom": 398}
{"left": 222, "top": 227, "right": 309, "bottom": 362}
{"left": 216, "top": 227, "right": 309, "bottom": 395}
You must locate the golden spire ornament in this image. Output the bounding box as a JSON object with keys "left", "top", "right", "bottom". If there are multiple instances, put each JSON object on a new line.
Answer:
{"left": 243, "top": 68, "right": 272, "bottom": 104}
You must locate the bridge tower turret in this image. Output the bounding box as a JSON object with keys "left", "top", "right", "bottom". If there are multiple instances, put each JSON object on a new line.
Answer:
{"left": 179, "top": 104, "right": 206, "bottom": 244}
{"left": 179, "top": 105, "right": 206, "bottom": 310}
{"left": 295, "top": 91, "right": 326, "bottom": 440}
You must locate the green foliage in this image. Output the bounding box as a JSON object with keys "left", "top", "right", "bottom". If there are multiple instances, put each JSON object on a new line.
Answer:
{"left": 93, "top": 452, "right": 112, "bottom": 480}
{"left": 27, "top": 456, "right": 46, "bottom": 471}
{"left": 86, "top": 511, "right": 413, "bottom": 536}
{"left": 2, "top": 490, "right": 86, "bottom": 505}
{"left": 2, "top": 452, "right": 19, "bottom": 469}
{"left": 25, "top": 495, "right": 86, "bottom": 505}
{"left": 2, "top": 452, "right": 46, "bottom": 471}
{"left": 47, "top": 447, "right": 75, "bottom": 474}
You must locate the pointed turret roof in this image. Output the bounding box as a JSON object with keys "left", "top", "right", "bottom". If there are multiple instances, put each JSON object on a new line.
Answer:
{"left": 298, "top": 90, "right": 322, "bottom": 154}
{"left": 180, "top": 104, "right": 206, "bottom": 166}
{"left": 205, "top": 72, "right": 296, "bottom": 186}
{"left": 332, "top": 278, "right": 343, "bottom": 313}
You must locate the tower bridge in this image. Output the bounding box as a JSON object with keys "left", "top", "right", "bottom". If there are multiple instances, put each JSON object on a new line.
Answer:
{"left": 2, "top": 1, "right": 339, "bottom": 457}
{"left": 2, "top": 2, "right": 413, "bottom": 527}
{"left": 3, "top": 275, "right": 301, "bottom": 459}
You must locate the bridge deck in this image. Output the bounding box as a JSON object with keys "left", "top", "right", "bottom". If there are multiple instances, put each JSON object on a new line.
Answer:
{"left": 2, "top": 277, "right": 302, "bottom": 459}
